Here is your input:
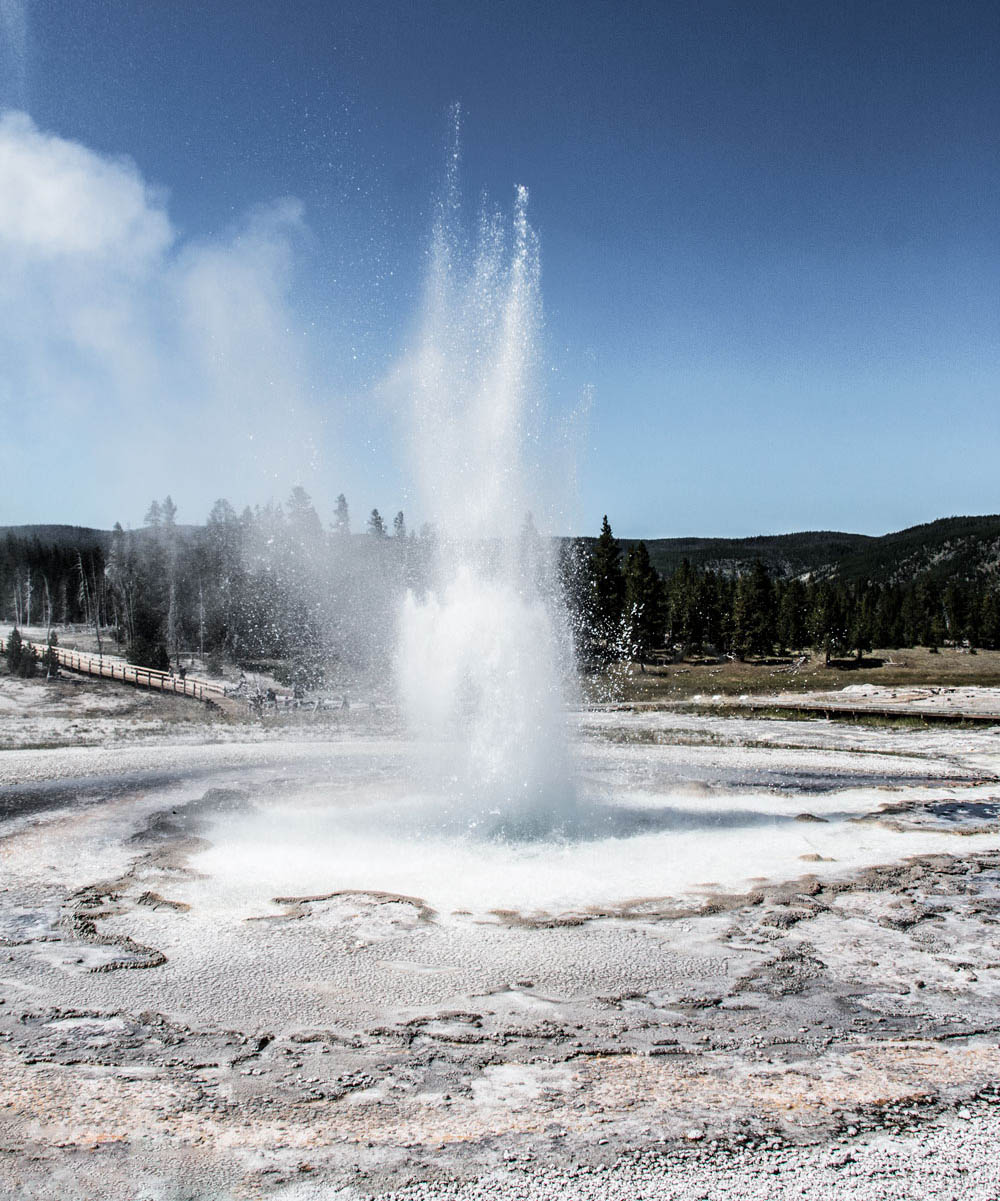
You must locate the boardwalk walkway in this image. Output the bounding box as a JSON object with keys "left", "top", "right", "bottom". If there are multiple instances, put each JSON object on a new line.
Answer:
{"left": 0, "top": 634, "right": 228, "bottom": 705}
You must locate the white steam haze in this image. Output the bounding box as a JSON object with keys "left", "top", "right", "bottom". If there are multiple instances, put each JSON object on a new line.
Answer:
{"left": 0, "top": 112, "right": 326, "bottom": 525}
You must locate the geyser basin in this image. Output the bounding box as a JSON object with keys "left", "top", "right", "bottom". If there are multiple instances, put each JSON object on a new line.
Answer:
{"left": 6, "top": 708, "right": 1000, "bottom": 1201}
{"left": 187, "top": 723, "right": 997, "bottom": 922}
{"left": 5, "top": 712, "right": 996, "bottom": 1034}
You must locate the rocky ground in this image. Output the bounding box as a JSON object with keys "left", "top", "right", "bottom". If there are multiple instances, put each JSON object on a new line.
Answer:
{"left": 1, "top": 674, "right": 1000, "bottom": 1199}
{"left": 720, "top": 682, "right": 1000, "bottom": 721}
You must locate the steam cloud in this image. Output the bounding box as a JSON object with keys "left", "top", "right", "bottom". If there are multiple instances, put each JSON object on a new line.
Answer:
{"left": 0, "top": 112, "right": 324, "bottom": 524}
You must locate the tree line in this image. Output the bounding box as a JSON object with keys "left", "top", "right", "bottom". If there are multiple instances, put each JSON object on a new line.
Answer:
{"left": 0, "top": 532, "right": 106, "bottom": 632}
{"left": 571, "top": 518, "right": 1000, "bottom": 666}
{"left": 5, "top": 503, "right": 1000, "bottom": 682}
{"left": 2, "top": 490, "right": 429, "bottom": 682}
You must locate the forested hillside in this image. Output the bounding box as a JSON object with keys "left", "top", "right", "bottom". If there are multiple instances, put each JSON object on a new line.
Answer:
{"left": 1, "top": 493, "right": 429, "bottom": 680}
{"left": 568, "top": 516, "right": 1000, "bottom": 665}
{"left": 624, "top": 515, "right": 1000, "bottom": 584}
{"left": 828, "top": 516, "right": 1000, "bottom": 584}
{"left": 4, "top": 506, "right": 1000, "bottom": 679}
{"left": 0, "top": 525, "right": 109, "bottom": 551}
{"left": 636, "top": 531, "right": 872, "bottom": 579}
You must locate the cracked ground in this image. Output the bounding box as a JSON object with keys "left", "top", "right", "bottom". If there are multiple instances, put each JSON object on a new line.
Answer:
{"left": 2, "top": 691, "right": 1000, "bottom": 1198}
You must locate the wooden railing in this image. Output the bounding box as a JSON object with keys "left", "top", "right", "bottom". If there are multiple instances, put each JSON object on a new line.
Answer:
{"left": 0, "top": 633, "right": 228, "bottom": 703}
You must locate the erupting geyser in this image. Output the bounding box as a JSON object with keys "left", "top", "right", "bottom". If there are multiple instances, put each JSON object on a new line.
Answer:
{"left": 394, "top": 126, "right": 576, "bottom": 835}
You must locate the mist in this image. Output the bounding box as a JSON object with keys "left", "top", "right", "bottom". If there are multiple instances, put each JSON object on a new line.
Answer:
{"left": 0, "top": 111, "right": 331, "bottom": 527}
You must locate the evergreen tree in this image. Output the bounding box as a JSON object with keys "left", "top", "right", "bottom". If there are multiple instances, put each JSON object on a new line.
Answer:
{"left": 393, "top": 511, "right": 406, "bottom": 538}
{"left": 776, "top": 577, "right": 808, "bottom": 651}
{"left": 847, "top": 583, "right": 875, "bottom": 661}
{"left": 731, "top": 561, "right": 775, "bottom": 658}
{"left": 809, "top": 581, "right": 845, "bottom": 665}
{"left": 286, "top": 487, "right": 323, "bottom": 542}
{"left": 698, "top": 570, "right": 727, "bottom": 652}
{"left": 558, "top": 538, "right": 592, "bottom": 646}
{"left": 589, "top": 516, "right": 625, "bottom": 632}
{"left": 5, "top": 626, "right": 23, "bottom": 673}
{"left": 667, "top": 558, "right": 701, "bottom": 652}
{"left": 4, "top": 627, "right": 37, "bottom": 678}
{"left": 942, "top": 581, "right": 967, "bottom": 644}
{"left": 900, "top": 585, "right": 925, "bottom": 647}
{"left": 368, "top": 509, "right": 386, "bottom": 537}
{"left": 127, "top": 602, "right": 170, "bottom": 670}
{"left": 585, "top": 516, "right": 627, "bottom": 660}
{"left": 872, "top": 585, "right": 902, "bottom": 647}
{"left": 208, "top": 498, "right": 237, "bottom": 527}
{"left": 979, "top": 590, "right": 1000, "bottom": 649}
{"left": 623, "top": 541, "right": 666, "bottom": 667}
{"left": 333, "top": 494, "right": 350, "bottom": 536}
{"left": 42, "top": 631, "right": 60, "bottom": 679}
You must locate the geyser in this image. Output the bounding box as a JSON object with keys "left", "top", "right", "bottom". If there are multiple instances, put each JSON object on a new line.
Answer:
{"left": 394, "top": 131, "right": 575, "bottom": 835}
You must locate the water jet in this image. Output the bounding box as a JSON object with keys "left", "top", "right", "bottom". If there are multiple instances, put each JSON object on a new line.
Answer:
{"left": 393, "top": 133, "right": 576, "bottom": 836}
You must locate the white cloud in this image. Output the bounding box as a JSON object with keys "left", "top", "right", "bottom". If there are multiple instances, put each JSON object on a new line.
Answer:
{"left": 0, "top": 113, "right": 326, "bottom": 524}
{"left": 0, "top": 111, "right": 172, "bottom": 264}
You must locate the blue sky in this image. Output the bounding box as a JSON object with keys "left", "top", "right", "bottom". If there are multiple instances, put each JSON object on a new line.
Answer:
{"left": 0, "top": 0, "right": 997, "bottom": 537}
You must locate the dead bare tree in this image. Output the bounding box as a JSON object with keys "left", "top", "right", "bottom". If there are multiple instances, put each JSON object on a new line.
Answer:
{"left": 42, "top": 576, "right": 53, "bottom": 635}
{"left": 77, "top": 551, "right": 104, "bottom": 658}
{"left": 11, "top": 572, "right": 23, "bottom": 626}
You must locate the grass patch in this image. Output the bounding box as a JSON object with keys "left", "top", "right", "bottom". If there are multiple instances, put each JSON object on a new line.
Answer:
{"left": 585, "top": 647, "right": 1000, "bottom": 705}
{"left": 683, "top": 704, "right": 984, "bottom": 731}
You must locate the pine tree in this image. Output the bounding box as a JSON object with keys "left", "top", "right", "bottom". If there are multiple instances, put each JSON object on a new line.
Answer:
{"left": 697, "top": 570, "right": 726, "bottom": 653}
{"left": 588, "top": 516, "right": 626, "bottom": 657}
{"left": 809, "top": 581, "right": 845, "bottom": 665}
{"left": 667, "top": 559, "right": 701, "bottom": 652}
{"left": 558, "top": 539, "right": 592, "bottom": 642}
{"left": 623, "top": 542, "right": 665, "bottom": 668}
{"left": 42, "top": 631, "right": 60, "bottom": 679}
{"left": 333, "top": 494, "right": 350, "bottom": 536}
{"left": 776, "top": 577, "right": 808, "bottom": 651}
{"left": 368, "top": 509, "right": 386, "bottom": 537}
{"left": 979, "top": 589, "right": 1000, "bottom": 649}
{"left": 286, "top": 487, "right": 322, "bottom": 541}
{"left": 731, "top": 561, "right": 775, "bottom": 659}
{"left": 847, "top": 583, "right": 875, "bottom": 662}
{"left": 4, "top": 627, "right": 36, "bottom": 678}
{"left": 5, "top": 626, "right": 23, "bottom": 673}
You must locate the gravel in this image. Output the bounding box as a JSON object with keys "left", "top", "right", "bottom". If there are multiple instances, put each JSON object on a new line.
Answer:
{"left": 368, "top": 1104, "right": 1000, "bottom": 1200}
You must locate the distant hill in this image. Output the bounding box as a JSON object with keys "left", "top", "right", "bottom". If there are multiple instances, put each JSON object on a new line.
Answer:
{"left": 632, "top": 531, "right": 873, "bottom": 580}
{"left": 0, "top": 524, "right": 200, "bottom": 551}
{"left": 829, "top": 516, "right": 1000, "bottom": 585}
{"left": 0, "top": 524, "right": 110, "bottom": 551}
{"left": 5, "top": 514, "right": 1000, "bottom": 588}
{"left": 594, "top": 514, "right": 1000, "bottom": 586}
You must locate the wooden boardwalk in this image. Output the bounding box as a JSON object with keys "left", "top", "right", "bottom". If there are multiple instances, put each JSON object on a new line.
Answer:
{"left": 0, "top": 634, "right": 228, "bottom": 705}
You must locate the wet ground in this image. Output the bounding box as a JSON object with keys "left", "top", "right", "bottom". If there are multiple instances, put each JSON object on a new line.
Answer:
{"left": 2, "top": 689, "right": 1000, "bottom": 1198}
